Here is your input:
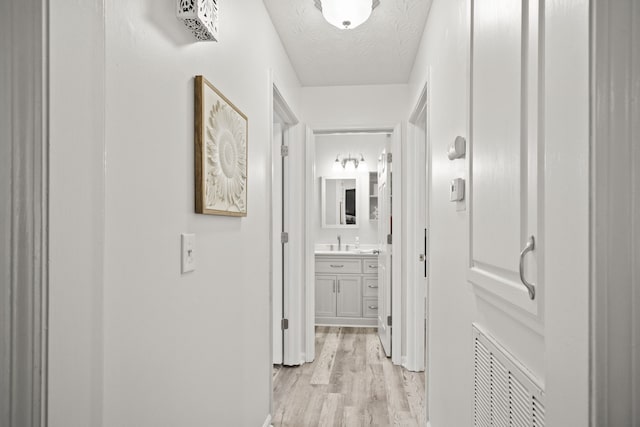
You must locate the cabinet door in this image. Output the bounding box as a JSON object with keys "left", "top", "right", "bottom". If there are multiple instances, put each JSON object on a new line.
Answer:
{"left": 315, "top": 275, "right": 336, "bottom": 317}
{"left": 336, "top": 276, "right": 362, "bottom": 318}
{"left": 469, "top": 0, "right": 541, "bottom": 315}
{"left": 363, "top": 277, "right": 378, "bottom": 297}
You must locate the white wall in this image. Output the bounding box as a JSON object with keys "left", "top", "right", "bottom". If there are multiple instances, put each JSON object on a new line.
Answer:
{"left": 49, "top": 2, "right": 106, "bottom": 426}
{"left": 408, "top": 2, "right": 475, "bottom": 425}
{"left": 408, "top": 0, "right": 590, "bottom": 426}
{"left": 48, "top": 0, "right": 300, "bottom": 426}
{"left": 301, "top": 84, "right": 409, "bottom": 128}
{"left": 102, "top": 1, "right": 300, "bottom": 426}
{"left": 314, "top": 133, "right": 386, "bottom": 245}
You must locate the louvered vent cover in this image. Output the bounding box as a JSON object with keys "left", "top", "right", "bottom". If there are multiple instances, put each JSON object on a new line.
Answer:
{"left": 473, "top": 325, "right": 545, "bottom": 427}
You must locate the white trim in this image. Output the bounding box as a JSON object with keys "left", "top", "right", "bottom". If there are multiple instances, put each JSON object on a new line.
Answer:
{"left": 261, "top": 414, "right": 272, "bottom": 427}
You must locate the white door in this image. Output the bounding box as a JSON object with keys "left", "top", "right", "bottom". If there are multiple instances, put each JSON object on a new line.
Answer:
{"left": 377, "top": 148, "right": 392, "bottom": 357}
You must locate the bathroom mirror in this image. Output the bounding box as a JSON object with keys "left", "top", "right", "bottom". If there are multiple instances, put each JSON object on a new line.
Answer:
{"left": 321, "top": 177, "right": 359, "bottom": 228}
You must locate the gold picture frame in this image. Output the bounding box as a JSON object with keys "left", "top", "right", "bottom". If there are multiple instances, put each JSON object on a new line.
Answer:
{"left": 194, "top": 75, "right": 248, "bottom": 216}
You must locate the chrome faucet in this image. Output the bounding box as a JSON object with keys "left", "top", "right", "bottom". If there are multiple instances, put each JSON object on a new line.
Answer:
{"left": 337, "top": 235, "right": 342, "bottom": 251}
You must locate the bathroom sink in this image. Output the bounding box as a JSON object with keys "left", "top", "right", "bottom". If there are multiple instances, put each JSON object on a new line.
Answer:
{"left": 314, "top": 249, "right": 358, "bottom": 255}
{"left": 314, "top": 248, "right": 379, "bottom": 256}
{"left": 314, "top": 243, "right": 379, "bottom": 255}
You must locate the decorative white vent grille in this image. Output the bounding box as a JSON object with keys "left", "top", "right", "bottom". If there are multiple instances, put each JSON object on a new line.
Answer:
{"left": 473, "top": 325, "right": 545, "bottom": 427}
{"left": 177, "top": 0, "right": 218, "bottom": 42}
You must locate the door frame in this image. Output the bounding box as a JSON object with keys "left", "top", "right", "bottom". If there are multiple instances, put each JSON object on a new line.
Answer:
{"left": 268, "top": 71, "right": 299, "bottom": 411}
{"left": 304, "top": 125, "right": 403, "bottom": 366}
{"left": 1, "top": 0, "right": 49, "bottom": 425}
{"left": 406, "top": 79, "right": 430, "bottom": 365}
{"left": 590, "top": 0, "right": 640, "bottom": 424}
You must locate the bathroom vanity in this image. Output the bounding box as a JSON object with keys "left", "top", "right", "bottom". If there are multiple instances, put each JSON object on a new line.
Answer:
{"left": 315, "top": 252, "right": 378, "bottom": 327}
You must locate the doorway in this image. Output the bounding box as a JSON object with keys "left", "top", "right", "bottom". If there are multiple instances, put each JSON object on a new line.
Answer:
{"left": 271, "top": 124, "right": 428, "bottom": 426}
{"left": 304, "top": 127, "right": 402, "bottom": 366}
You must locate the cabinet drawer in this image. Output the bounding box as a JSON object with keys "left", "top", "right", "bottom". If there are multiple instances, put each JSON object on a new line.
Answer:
{"left": 316, "top": 258, "right": 362, "bottom": 274}
{"left": 363, "top": 277, "right": 379, "bottom": 297}
{"left": 363, "top": 297, "right": 379, "bottom": 318}
{"left": 363, "top": 258, "right": 379, "bottom": 274}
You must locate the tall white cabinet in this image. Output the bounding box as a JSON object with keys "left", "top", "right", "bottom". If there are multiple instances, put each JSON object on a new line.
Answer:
{"left": 467, "top": 0, "right": 546, "bottom": 403}
{"left": 468, "top": 0, "right": 542, "bottom": 317}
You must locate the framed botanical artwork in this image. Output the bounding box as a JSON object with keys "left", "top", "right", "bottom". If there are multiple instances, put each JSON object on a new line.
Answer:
{"left": 194, "top": 75, "right": 248, "bottom": 216}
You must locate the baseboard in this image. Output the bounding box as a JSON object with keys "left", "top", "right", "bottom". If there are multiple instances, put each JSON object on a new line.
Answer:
{"left": 262, "top": 414, "right": 272, "bottom": 427}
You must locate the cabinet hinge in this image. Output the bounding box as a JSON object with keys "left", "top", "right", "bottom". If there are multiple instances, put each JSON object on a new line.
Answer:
{"left": 387, "top": 234, "right": 392, "bottom": 244}
{"left": 280, "top": 145, "right": 289, "bottom": 157}
{"left": 387, "top": 315, "right": 392, "bottom": 327}
{"left": 281, "top": 232, "right": 289, "bottom": 244}
{"left": 387, "top": 152, "right": 392, "bottom": 163}
{"left": 281, "top": 318, "right": 289, "bottom": 330}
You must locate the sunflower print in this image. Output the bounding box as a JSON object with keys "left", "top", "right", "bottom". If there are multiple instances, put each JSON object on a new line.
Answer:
{"left": 205, "top": 100, "right": 247, "bottom": 212}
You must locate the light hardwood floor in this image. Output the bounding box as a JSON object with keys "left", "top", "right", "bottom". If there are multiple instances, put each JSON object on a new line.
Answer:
{"left": 273, "top": 327, "right": 426, "bottom": 427}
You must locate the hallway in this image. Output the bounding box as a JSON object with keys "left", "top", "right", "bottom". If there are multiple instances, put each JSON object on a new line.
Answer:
{"left": 273, "top": 327, "right": 425, "bottom": 426}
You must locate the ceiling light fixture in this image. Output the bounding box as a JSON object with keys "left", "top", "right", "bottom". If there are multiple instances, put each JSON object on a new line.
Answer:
{"left": 314, "top": 0, "right": 380, "bottom": 30}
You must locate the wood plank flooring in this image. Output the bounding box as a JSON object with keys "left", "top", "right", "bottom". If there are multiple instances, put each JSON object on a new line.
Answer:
{"left": 273, "top": 327, "right": 426, "bottom": 427}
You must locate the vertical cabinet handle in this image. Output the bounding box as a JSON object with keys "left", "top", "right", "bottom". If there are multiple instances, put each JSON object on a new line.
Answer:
{"left": 519, "top": 236, "right": 536, "bottom": 300}
{"left": 333, "top": 280, "right": 336, "bottom": 293}
{"left": 337, "top": 280, "right": 341, "bottom": 293}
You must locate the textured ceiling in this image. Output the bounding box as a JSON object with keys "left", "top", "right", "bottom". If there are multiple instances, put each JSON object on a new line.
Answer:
{"left": 263, "top": 0, "right": 432, "bottom": 87}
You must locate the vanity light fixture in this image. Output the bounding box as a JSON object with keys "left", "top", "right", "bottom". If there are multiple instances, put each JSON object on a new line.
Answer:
{"left": 334, "top": 153, "right": 367, "bottom": 170}
{"left": 314, "top": 0, "right": 380, "bottom": 30}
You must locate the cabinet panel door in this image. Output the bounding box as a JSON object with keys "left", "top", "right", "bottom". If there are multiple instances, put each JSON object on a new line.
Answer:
{"left": 337, "top": 276, "right": 362, "bottom": 318}
{"left": 315, "top": 275, "right": 337, "bottom": 317}
{"left": 469, "top": 0, "right": 540, "bottom": 314}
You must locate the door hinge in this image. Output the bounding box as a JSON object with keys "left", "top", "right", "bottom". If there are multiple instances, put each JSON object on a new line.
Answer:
{"left": 281, "top": 232, "right": 289, "bottom": 244}
{"left": 387, "top": 152, "right": 392, "bottom": 163}
{"left": 387, "top": 315, "right": 392, "bottom": 327}
{"left": 280, "top": 145, "right": 289, "bottom": 157}
{"left": 387, "top": 234, "right": 392, "bottom": 244}
{"left": 281, "top": 318, "right": 289, "bottom": 330}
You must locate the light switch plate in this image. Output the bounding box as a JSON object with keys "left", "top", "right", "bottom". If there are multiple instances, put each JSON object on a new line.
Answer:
{"left": 450, "top": 178, "right": 465, "bottom": 202}
{"left": 181, "top": 233, "right": 196, "bottom": 273}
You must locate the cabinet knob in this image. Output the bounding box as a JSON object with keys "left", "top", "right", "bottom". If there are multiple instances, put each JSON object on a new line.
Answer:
{"left": 367, "top": 284, "right": 378, "bottom": 289}
{"left": 368, "top": 305, "right": 378, "bottom": 310}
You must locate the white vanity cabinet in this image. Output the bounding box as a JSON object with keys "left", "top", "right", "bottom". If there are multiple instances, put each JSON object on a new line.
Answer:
{"left": 315, "top": 253, "right": 378, "bottom": 326}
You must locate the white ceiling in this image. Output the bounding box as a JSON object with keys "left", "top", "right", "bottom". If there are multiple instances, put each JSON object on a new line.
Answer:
{"left": 263, "top": 0, "right": 432, "bottom": 87}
